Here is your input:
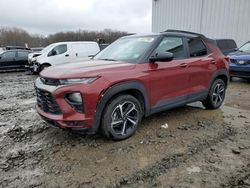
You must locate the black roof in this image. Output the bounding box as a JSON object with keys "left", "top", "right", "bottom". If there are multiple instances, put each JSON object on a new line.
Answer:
{"left": 1, "top": 49, "right": 32, "bottom": 53}
{"left": 162, "top": 29, "right": 206, "bottom": 38}
{"left": 123, "top": 29, "right": 207, "bottom": 39}
{"left": 5, "top": 46, "right": 31, "bottom": 50}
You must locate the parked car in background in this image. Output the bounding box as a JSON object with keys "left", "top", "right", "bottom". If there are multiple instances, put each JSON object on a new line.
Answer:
{"left": 0, "top": 49, "right": 32, "bottom": 71}
{"left": 99, "top": 43, "right": 109, "bottom": 50}
{"left": 215, "top": 39, "right": 237, "bottom": 55}
{"left": 228, "top": 41, "right": 250, "bottom": 81}
{"left": 35, "top": 30, "right": 229, "bottom": 140}
{"left": 30, "top": 41, "right": 100, "bottom": 73}
{"left": 5, "top": 46, "right": 31, "bottom": 51}
{"left": 27, "top": 44, "right": 56, "bottom": 73}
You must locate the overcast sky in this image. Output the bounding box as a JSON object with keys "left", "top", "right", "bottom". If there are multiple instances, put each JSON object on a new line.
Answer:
{"left": 0, "top": 0, "right": 152, "bottom": 35}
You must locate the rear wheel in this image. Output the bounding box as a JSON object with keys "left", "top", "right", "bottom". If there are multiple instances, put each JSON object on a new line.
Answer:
{"left": 202, "top": 79, "right": 226, "bottom": 109}
{"left": 101, "top": 95, "right": 142, "bottom": 140}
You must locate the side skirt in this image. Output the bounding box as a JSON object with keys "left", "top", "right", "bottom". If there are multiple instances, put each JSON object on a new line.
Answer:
{"left": 149, "top": 90, "right": 208, "bottom": 115}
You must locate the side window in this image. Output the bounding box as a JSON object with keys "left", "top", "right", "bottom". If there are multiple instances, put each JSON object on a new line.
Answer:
{"left": 188, "top": 38, "right": 207, "bottom": 57}
{"left": 227, "top": 40, "right": 237, "bottom": 49}
{"left": 216, "top": 40, "right": 227, "bottom": 50}
{"left": 17, "top": 51, "right": 29, "bottom": 58}
{"left": 2, "top": 51, "right": 16, "bottom": 59}
{"left": 49, "top": 44, "right": 67, "bottom": 56}
{"left": 154, "top": 37, "right": 186, "bottom": 59}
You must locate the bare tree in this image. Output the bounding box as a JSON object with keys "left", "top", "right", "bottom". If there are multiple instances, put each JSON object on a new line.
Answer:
{"left": 0, "top": 27, "right": 128, "bottom": 48}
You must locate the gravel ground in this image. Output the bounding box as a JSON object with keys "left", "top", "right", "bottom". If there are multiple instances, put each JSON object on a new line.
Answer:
{"left": 0, "top": 72, "right": 250, "bottom": 188}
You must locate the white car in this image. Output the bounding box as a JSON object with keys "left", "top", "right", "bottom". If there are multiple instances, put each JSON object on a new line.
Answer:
{"left": 32, "top": 41, "right": 100, "bottom": 73}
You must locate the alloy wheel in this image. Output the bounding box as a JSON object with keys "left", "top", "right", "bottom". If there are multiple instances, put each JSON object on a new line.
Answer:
{"left": 212, "top": 83, "right": 225, "bottom": 106}
{"left": 110, "top": 101, "right": 139, "bottom": 136}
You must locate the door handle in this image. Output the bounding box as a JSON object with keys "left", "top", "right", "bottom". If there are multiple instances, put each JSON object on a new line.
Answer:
{"left": 210, "top": 60, "right": 216, "bottom": 64}
{"left": 65, "top": 54, "right": 69, "bottom": 57}
{"left": 179, "top": 63, "right": 188, "bottom": 68}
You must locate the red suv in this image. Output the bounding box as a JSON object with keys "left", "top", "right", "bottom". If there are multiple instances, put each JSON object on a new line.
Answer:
{"left": 35, "top": 30, "right": 229, "bottom": 140}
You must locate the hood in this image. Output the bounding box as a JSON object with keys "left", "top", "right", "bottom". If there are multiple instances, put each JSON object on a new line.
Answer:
{"left": 28, "top": 52, "right": 41, "bottom": 58}
{"left": 40, "top": 60, "right": 135, "bottom": 79}
{"left": 228, "top": 51, "right": 250, "bottom": 60}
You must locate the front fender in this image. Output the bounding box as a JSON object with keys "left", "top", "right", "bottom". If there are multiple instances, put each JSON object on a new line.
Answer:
{"left": 91, "top": 81, "right": 150, "bottom": 132}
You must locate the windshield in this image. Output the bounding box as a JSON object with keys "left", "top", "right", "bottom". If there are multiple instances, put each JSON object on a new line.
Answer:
{"left": 94, "top": 36, "right": 157, "bottom": 63}
{"left": 40, "top": 44, "right": 56, "bottom": 54}
{"left": 239, "top": 42, "right": 250, "bottom": 52}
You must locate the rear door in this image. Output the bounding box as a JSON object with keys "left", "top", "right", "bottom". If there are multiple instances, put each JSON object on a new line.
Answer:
{"left": 185, "top": 37, "right": 216, "bottom": 95}
{"left": 16, "top": 51, "right": 30, "bottom": 68}
{"left": 0, "top": 51, "right": 16, "bottom": 69}
{"left": 70, "top": 43, "right": 91, "bottom": 62}
{"left": 148, "top": 36, "right": 191, "bottom": 108}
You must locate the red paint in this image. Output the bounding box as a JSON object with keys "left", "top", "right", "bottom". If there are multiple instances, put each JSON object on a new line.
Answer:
{"left": 37, "top": 38, "right": 229, "bottom": 130}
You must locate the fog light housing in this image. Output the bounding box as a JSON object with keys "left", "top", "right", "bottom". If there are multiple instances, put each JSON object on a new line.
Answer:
{"left": 65, "top": 92, "right": 84, "bottom": 113}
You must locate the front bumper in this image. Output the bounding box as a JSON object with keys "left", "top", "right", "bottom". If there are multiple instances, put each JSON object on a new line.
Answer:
{"left": 33, "top": 62, "right": 40, "bottom": 73}
{"left": 34, "top": 78, "right": 97, "bottom": 132}
{"left": 230, "top": 63, "right": 250, "bottom": 78}
{"left": 26, "top": 60, "right": 37, "bottom": 72}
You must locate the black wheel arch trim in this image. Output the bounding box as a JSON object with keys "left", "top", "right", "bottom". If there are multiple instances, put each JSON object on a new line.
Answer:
{"left": 209, "top": 69, "right": 229, "bottom": 89}
{"left": 91, "top": 81, "right": 150, "bottom": 132}
{"left": 36, "top": 62, "right": 51, "bottom": 73}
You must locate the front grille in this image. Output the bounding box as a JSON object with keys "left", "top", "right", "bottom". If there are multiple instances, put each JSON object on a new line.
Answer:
{"left": 35, "top": 87, "right": 62, "bottom": 115}
{"left": 230, "top": 59, "right": 250, "bottom": 65}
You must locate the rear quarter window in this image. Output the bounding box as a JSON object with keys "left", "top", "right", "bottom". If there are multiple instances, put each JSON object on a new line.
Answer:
{"left": 188, "top": 38, "right": 207, "bottom": 57}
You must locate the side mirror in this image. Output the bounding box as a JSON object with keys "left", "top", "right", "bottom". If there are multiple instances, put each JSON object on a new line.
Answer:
{"left": 234, "top": 48, "right": 238, "bottom": 51}
{"left": 149, "top": 52, "right": 174, "bottom": 63}
{"left": 0, "top": 56, "right": 1, "bottom": 59}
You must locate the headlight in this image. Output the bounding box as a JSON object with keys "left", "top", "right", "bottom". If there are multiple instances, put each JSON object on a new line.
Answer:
{"left": 59, "top": 77, "right": 98, "bottom": 85}
{"left": 32, "top": 57, "right": 37, "bottom": 62}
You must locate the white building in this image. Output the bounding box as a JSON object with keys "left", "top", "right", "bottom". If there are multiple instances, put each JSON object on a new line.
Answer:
{"left": 152, "top": 0, "right": 250, "bottom": 46}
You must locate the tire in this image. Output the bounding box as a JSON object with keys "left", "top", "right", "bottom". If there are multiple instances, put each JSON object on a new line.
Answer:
{"left": 101, "top": 95, "right": 142, "bottom": 140}
{"left": 202, "top": 79, "right": 226, "bottom": 109}
{"left": 40, "top": 64, "right": 50, "bottom": 73}
{"left": 245, "top": 78, "right": 250, "bottom": 83}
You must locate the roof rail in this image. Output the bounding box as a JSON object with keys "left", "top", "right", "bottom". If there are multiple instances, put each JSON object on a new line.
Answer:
{"left": 164, "top": 29, "right": 206, "bottom": 38}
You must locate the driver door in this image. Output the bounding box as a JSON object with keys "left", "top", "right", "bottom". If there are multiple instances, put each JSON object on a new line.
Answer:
{"left": 148, "top": 36, "right": 191, "bottom": 109}
{"left": 48, "top": 44, "right": 69, "bottom": 65}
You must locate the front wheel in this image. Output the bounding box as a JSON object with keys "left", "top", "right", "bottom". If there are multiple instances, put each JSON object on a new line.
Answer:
{"left": 101, "top": 95, "right": 142, "bottom": 140}
{"left": 202, "top": 79, "right": 226, "bottom": 109}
